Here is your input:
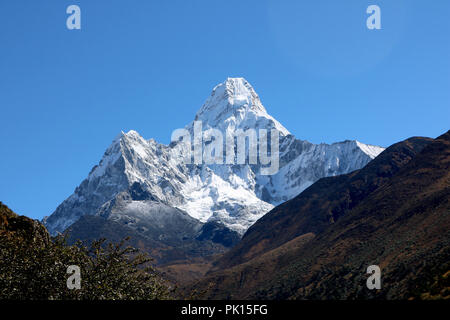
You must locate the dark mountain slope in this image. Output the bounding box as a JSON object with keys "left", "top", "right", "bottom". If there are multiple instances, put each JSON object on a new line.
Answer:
{"left": 190, "top": 131, "right": 449, "bottom": 299}
{"left": 214, "top": 136, "right": 433, "bottom": 270}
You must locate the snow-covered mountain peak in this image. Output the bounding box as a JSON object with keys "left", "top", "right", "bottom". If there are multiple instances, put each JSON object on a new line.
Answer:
{"left": 193, "top": 77, "right": 289, "bottom": 135}
{"left": 113, "top": 130, "right": 143, "bottom": 144}
{"left": 121, "top": 130, "right": 147, "bottom": 146}
{"left": 88, "top": 129, "right": 155, "bottom": 184}
{"left": 197, "top": 78, "right": 262, "bottom": 114}
{"left": 44, "top": 78, "right": 385, "bottom": 236}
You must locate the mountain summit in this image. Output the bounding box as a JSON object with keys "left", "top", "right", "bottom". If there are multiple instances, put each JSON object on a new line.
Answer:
{"left": 44, "top": 78, "right": 384, "bottom": 235}
{"left": 193, "top": 77, "right": 289, "bottom": 135}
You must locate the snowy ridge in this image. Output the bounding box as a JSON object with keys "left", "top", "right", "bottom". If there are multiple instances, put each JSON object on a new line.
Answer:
{"left": 44, "top": 78, "right": 384, "bottom": 235}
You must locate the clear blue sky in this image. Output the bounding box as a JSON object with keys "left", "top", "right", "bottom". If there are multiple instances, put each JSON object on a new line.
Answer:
{"left": 1, "top": 0, "right": 449, "bottom": 220}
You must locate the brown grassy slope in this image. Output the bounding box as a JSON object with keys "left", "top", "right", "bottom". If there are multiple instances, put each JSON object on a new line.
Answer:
{"left": 189, "top": 131, "right": 449, "bottom": 299}
{"left": 0, "top": 201, "right": 50, "bottom": 245}
{"left": 184, "top": 233, "right": 315, "bottom": 299}
{"left": 213, "top": 136, "right": 433, "bottom": 271}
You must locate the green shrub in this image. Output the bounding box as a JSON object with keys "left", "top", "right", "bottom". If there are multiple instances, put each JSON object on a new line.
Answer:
{"left": 0, "top": 234, "right": 170, "bottom": 300}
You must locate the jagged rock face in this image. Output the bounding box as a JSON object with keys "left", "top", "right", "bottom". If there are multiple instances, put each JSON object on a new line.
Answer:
{"left": 44, "top": 78, "right": 384, "bottom": 236}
